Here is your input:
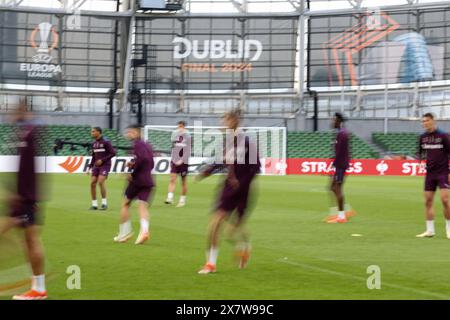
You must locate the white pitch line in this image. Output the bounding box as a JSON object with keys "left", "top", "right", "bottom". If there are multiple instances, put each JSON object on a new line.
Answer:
{"left": 278, "top": 259, "right": 450, "bottom": 300}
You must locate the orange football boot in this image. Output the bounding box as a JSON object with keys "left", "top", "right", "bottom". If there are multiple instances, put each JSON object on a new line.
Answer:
{"left": 198, "top": 263, "right": 216, "bottom": 274}
{"left": 12, "top": 289, "right": 47, "bottom": 300}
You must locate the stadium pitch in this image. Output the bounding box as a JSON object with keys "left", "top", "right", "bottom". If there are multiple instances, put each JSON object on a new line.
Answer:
{"left": 2, "top": 173, "right": 450, "bottom": 300}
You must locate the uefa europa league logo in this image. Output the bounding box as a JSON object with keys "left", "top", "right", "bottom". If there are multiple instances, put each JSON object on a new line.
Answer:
{"left": 37, "top": 22, "right": 52, "bottom": 53}
{"left": 30, "top": 22, "right": 59, "bottom": 63}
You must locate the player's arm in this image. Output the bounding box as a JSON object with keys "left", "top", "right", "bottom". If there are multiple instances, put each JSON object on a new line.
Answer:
{"left": 196, "top": 162, "right": 226, "bottom": 181}
{"left": 333, "top": 132, "right": 345, "bottom": 165}
{"left": 444, "top": 133, "right": 450, "bottom": 155}
{"left": 416, "top": 135, "right": 424, "bottom": 161}
{"left": 249, "top": 139, "right": 261, "bottom": 175}
{"left": 170, "top": 131, "right": 178, "bottom": 150}
{"left": 183, "top": 134, "right": 192, "bottom": 165}
{"left": 129, "top": 150, "right": 141, "bottom": 170}
{"left": 445, "top": 133, "right": 450, "bottom": 182}
{"left": 100, "top": 141, "right": 117, "bottom": 164}
{"left": 87, "top": 145, "right": 95, "bottom": 171}
{"left": 148, "top": 144, "right": 155, "bottom": 172}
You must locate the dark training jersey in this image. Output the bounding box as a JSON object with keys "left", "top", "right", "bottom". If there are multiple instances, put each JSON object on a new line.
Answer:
{"left": 333, "top": 128, "right": 350, "bottom": 169}
{"left": 205, "top": 131, "right": 260, "bottom": 216}
{"left": 418, "top": 129, "right": 450, "bottom": 175}
{"left": 17, "top": 123, "right": 39, "bottom": 202}
{"left": 130, "top": 139, "right": 155, "bottom": 188}
{"left": 231, "top": 133, "right": 261, "bottom": 185}
{"left": 171, "top": 130, "right": 191, "bottom": 165}
{"left": 90, "top": 137, "right": 116, "bottom": 168}
{"left": 203, "top": 131, "right": 260, "bottom": 186}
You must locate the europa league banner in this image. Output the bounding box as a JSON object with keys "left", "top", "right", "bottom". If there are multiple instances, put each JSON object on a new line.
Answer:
{"left": 133, "top": 16, "right": 299, "bottom": 90}
{"left": 0, "top": 10, "right": 121, "bottom": 88}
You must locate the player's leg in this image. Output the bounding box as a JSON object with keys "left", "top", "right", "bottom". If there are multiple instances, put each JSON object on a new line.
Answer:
{"left": 417, "top": 174, "right": 437, "bottom": 237}
{"left": 97, "top": 174, "right": 108, "bottom": 210}
{"left": 233, "top": 195, "right": 251, "bottom": 269}
{"left": 417, "top": 191, "right": 436, "bottom": 237}
{"left": 114, "top": 197, "right": 134, "bottom": 242}
{"left": 134, "top": 187, "right": 152, "bottom": 244}
{"left": 438, "top": 178, "right": 450, "bottom": 238}
{"left": 176, "top": 174, "right": 188, "bottom": 207}
{"left": 135, "top": 199, "right": 150, "bottom": 244}
{"left": 13, "top": 225, "right": 47, "bottom": 300}
{"left": 424, "top": 191, "right": 436, "bottom": 232}
{"left": 328, "top": 170, "right": 347, "bottom": 223}
{"left": 199, "top": 210, "right": 229, "bottom": 274}
{"left": 0, "top": 217, "right": 20, "bottom": 236}
{"left": 90, "top": 175, "right": 99, "bottom": 210}
{"left": 165, "top": 173, "right": 177, "bottom": 204}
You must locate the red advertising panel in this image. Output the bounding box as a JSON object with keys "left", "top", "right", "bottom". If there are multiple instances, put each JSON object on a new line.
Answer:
{"left": 286, "top": 158, "right": 431, "bottom": 176}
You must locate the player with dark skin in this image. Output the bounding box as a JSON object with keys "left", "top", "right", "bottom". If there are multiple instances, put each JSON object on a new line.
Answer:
{"left": 327, "top": 113, "right": 353, "bottom": 224}
{"left": 88, "top": 127, "right": 116, "bottom": 210}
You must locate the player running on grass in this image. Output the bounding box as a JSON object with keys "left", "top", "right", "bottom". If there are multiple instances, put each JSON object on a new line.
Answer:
{"left": 88, "top": 127, "right": 116, "bottom": 211}
{"left": 114, "top": 125, "right": 154, "bottom": 245}
{"left": 0, "top": 99, "right": 47, "bottom": 300}
{"left": 197, "top": 109, "right": 260, "bottom": 274}
{"left": 327, "top": 113, "right": 355, "bottom": 224}
{"left": 165, "top": 121, "right": 191, "bottom": 207}
{"left": 416, "top": 113, "right": 450, "bottom": 238}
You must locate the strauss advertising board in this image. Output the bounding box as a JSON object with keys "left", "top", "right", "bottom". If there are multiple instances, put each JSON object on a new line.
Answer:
{"left": 0, "top": 156, "right": 443, "bottom": 177}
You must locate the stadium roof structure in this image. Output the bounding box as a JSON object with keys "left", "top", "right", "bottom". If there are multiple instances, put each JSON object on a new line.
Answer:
{"left": 3, "top": 0, "right": 449, "bottom": 14}
{"left": 2, "top": 0, "right": 450, "bottom": 119}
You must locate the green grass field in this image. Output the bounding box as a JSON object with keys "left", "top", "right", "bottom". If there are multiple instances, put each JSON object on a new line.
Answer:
{"left": 1, "top": 173, "right": 450, "bottom": 300}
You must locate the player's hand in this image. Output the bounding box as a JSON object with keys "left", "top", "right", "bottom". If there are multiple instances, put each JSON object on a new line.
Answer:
{"left": 175, "top": 160, "right": 183, "bottom": 166}
{"left": 95, "top": 160, "right": 103, "bottom": 167}
{"left": 126, "top": 161, "right": 135, "bottom": 169}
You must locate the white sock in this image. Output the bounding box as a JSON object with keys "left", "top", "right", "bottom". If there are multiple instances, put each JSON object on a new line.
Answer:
{"left": 120, "top": 220, "right": 132, "bottom": 235}
{"left": 179, "top": 195, "right": 186, "bottom": 204}
{"left": 31, "top": 274, "right": 46, "bottom": 293}
{"left": 92, "top": 200, "right": 98, "bottom": 207}
{"left": 446, "top": 220, "right": 450, "bottom": 230}
{"left": 102, "top": 198, "right": 107, "bottom": 206}
{"left": 426, "top": 220, "right": 435, "bottom": 233}
{"left": 338, "top": 210, "right": 346, "bottom": 219}
{"left": 140, "top": 218, "right": 149, "bottom": 233}
{"left": 167, "top": 192, "right": 174, "bottom": 201}
{"left": 207, "top": 247, "right": 218, "bottom": 265}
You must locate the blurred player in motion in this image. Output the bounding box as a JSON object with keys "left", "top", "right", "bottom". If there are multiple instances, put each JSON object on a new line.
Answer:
{"left": 327, "top": 113, "right": 355, "bottom": 224}
{"left": 88, "top": 127, "right": 116, "bottom": 210}
{"left": 0, "top": 99, "right": 47, "bottom": 300}
{"left": 197, "top": 109, "right": 260, "bottom": 274}
{"left": 416, "top": 113, "right": 450, "bottom": 238}
{"left": 165, "top": 121, "right": 191, "bottom": 207}
{"left": 114, "top": 125, "right": 154, "bottom": 245}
